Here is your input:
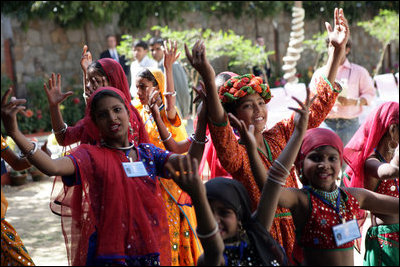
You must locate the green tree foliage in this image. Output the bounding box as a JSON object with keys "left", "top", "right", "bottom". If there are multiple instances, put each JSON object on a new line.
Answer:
{"left": 303, "top": 31, "right": 328, "bottom": 71}
{"left": 357, "top": 9, "right": 399, "bottom": 75}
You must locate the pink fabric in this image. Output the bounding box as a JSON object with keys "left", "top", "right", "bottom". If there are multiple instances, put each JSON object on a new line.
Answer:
{"left": 63, "top": 58, "right": 149, "bottom": 146}
{"left": 309, "top": 59, "right": 376, "bottom": 119}
{"left": 295, "top": 128, "right": 344, "bottom": 173}
{"left": 343, "top": 101, "right": 399, "bottom": 188}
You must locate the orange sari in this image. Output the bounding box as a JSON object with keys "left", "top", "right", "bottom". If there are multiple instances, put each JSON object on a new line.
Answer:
{"left": 135, "top": 69, "right": 203, "bottom": 265}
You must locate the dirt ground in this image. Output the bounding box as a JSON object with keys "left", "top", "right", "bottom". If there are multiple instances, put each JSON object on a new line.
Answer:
{"left": 2, "top": 176, "right": 68, "bottom": 266}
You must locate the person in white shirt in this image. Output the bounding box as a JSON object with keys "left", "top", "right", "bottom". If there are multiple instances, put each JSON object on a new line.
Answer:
{"left": 100, "top": 34, "right": 130, "bottom": 76}
{"left": 130, "top": 40, "right": 158, "bottom": 101}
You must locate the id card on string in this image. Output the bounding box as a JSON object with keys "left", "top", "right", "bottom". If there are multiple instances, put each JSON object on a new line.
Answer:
{"left": 122, "top": 161, "right": 149, "bottom": 177}
{"left": 332, "top": 219, "right": 361, "bottom": 247}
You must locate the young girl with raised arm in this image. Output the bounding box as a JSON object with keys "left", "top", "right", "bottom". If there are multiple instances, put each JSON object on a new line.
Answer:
{"left": 184, "top": 8, "right": 349, "bottom": 263}
{"left": 343, "top": 101, "right": 399, "bottom": 265}
{"left": 164, "top": 76, "right": 312, "bottom": 265}
{"left": 1, "top": 86, "right": 207, "bottom": 266}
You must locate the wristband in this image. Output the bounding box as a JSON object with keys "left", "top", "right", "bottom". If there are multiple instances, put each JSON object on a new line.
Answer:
{"left": 52, "top": 123, "right": 68, "bottom": 135}
{"left": 196, "top": 223, "right": 219, "bottom": 239}
{"left": 163, "top": 92, "right": 177, "bottom": 97}
{"left": 161, "top": 132, "right": 172, "bottom": 143}
{"left": 20, "top": 141, "right": 38, "bottom": 158}
{"left": 190, "top": 134, "right": 209, "bottom": 145}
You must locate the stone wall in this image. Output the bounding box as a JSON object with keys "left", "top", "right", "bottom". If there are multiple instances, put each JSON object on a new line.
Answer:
{"left": 1, "top": 11, "right": 398, "bottom": 97}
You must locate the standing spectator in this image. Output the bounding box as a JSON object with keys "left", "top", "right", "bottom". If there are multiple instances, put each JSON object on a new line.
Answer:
{"left": 149, "top": 37, "right": 191, "bottom": 119}
{"left": 130, "top": 40, "right": 157, "bottom": 101}
{"left": 252, "top": 36, "right": 271, "bottom": 83}
{"left": 309, "top": 39, "right": 376, "bottom": 148}
{"left": 100, "top": 34, "right": 130, "bottom": 77}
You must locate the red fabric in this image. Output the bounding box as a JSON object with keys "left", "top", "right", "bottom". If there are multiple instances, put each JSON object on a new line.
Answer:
{"left": 299, "top": 189, "right": 360, "bottom": 249}
{"left": 295, "top": 128, "right": 344, "bottom": 173}
{"left": 52, "top": 87, "right": 171, "bottom": 265}
{"left": 63, "top": 58, "right": 149, "bottom": 146}
{"left": 343, "top": 101, "right": 399, "bottom": 188}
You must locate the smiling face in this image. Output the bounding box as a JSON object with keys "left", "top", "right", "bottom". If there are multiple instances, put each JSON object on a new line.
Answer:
{"left": 209, "top": 199, "right": 240, "bottom": 242}
{"left": 91, "top": 95, "right": 130, "bottom": 146}
{"left": 303, "top": 145, "right": 342, "bottom": 192}
{"left": 235, "top": 93, "right": 268, "bottom": 133}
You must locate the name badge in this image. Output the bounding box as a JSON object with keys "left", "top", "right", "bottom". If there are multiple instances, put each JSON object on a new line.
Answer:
{"left": 332, "top": 219, "right": 361, "bottom": 247}
{"left": 122, "top": 161, "right": 149, "bottom": 177}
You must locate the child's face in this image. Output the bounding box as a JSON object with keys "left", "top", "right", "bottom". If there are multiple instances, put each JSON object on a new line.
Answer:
{"left": 303, "top": 145, "right": 341, "bottom": 191}
{"left": 133, "top": 46, "right": 147, "bottom": 62}
{"left": 136, "top": 77, "right": 159, "bottom": 105}
{"left": 235, "top": 94, "right": 268, "bottom": 133}
{"left": 92, "top": 96, "right": 129, "bottom": 142}
{"left": 209, "top": 199, "right": 239, "bottom": 241}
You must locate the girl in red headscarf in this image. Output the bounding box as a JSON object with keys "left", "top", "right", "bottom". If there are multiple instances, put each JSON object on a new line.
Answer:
{"left": 1, "top": 86, "right": 207, "bottom": 266}
{"left": 343, "top": 101, "right": 399, "bottom": 265}
{"left": 44, "top": 48, "right": 149, "bottom": 147}
{"left": 184, "top": 8, "right": 349, "bottom": 264}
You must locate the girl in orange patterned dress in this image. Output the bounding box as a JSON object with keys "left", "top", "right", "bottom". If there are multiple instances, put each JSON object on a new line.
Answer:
{"left": 133, "top": 42, "right": 204, "bottom": 265}
{"left": 184, "top": 8, "right": 349, "bottom": 264}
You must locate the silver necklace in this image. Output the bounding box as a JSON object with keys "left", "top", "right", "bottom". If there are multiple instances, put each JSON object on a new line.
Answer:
{"left": 101, "top": 140, "right": 134, "bottom": 150}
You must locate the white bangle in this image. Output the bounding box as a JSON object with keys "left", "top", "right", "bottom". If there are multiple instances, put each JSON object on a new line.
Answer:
{"left": 20, "top": 141, "right": 38, "bottom": 158}
{"left": 163, "top": 91, "right": 177, "bottom": 97}
{"left": 196, "top": 222, "right": 219, "bottom": 239}
{"left": 273, "top": 160, "right": 290, "bottom": 176}
{"left": 190, "top": 134, "right": 209, "bottom": 145}
{"left": 52, "top": 122, "right": 68, "bottom": 135}
{"left": 161, "top": 132, "right": 172, "bottom": 142}
{"left": 267, "top": 173, "right": 286, "bottom": 186}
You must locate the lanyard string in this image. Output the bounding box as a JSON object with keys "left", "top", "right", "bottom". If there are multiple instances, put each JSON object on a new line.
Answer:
{"left": 257, "top": 138, "right": 273, "bottom": 163}
{"left": 374, "top": 148, "right": 399, "bottom": 193}
{"left": 305, "top": 186, "right": 344, "bottom": 221}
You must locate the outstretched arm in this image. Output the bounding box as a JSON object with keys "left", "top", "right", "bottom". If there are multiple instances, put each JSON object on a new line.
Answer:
{"left": 2, "top": 89, "right": 75, "bottom": 177}
{"left": 234, "top": 87, "right": 312, "bottom": 231}
{"left": 43, "top": 73, "right": 73, "bottom": 145}
{"left": 365, "top": 146, "right": 399, "bottom": 181}
{"left": 324, "top": 8, "right": 349, "bottom": 85}
{"left": 185, "top": 40, "right": 226, "bottom": 124}
{"left": 163, "top": 40, "right": 179, "bottom": 121}
{"left": 165, "top": 156, "right": 225, "bottom": 266}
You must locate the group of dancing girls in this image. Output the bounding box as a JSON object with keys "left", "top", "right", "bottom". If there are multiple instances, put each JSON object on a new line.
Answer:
{"left": 1, "top": 7, "right": 398, "bottom": 266}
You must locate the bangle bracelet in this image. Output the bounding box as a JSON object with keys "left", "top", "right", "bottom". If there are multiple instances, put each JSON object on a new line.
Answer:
{"left": 274, "top": 160, "right": 290, "bottom": 176}
{"left": 52, "top": 123, "right": 68, "bottom": 135}
{"left": 268, "top": 175, "right": 286, "bottom": 186}
{"left": 163, "top": 91, "right": 177, "bottom": 97}
{"left": 196, "top": 222, "right": 219, "bottom": 239}
{"left": 190, "top": 134, "right": 209, "bottom": 145}
{"left": 20, "top": 141, "right": 38, "bottom": 158}
{"left": 161, "top": 132, "right": 172, "bottom": 142}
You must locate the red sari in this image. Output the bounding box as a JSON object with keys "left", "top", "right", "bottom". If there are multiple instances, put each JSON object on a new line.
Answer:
{"left": 208, "top": 77, "right": 340, "bottom": 263}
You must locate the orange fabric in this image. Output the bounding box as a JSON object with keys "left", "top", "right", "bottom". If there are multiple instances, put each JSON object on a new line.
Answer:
{"left": 135, "top": 104, "right": 203, "bottom": 265}
{"left": 208, "top": 77, "right": 339, "bottom": 263}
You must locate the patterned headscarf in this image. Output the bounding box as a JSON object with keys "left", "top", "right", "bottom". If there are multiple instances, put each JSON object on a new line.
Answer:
{"left": 218, "top": 74, "right": 272, "bottom": 104}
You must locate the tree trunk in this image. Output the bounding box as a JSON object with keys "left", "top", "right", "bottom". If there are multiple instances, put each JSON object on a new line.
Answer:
{"left": 374, "top": 43, "right": 388, "bottom": 76}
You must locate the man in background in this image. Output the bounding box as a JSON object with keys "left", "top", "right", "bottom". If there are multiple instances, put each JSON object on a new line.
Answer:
{"left": 149, "top": 37, "right": 191, "bottom": 119}
{"left": 100, "top": 34, "right": 130, "bottom": 77}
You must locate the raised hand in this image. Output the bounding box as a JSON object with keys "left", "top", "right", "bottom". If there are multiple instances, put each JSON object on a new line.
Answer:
{"left": 289, "top": 86, "right": 315, "bottom": 134}
{"left": 163, "top": 40, "right": 181, "bottom": 69}
{"left": 44, "top": 73, "right": 74, "bottom": 107}
{"left": 80, "top": 45, "right": 93, "bottom": 73}
{"left": 184, "top": 40, "right": 215, "bottom": 78}
{"left": 1, "top": 88, "right": 27, "bottom": 136}
{"left": 228, "top": 113, "right": 257, "bottom": 151}
{"left": 193, "top": 80, "right": 208, "bottom": 117}
{"left": 165, "top": 154, "right": 204, "bottom": 198}
{"left": 148, "top": 87, "right": 162, "bottom": 113}
{"left": 326, "top": 8, "right": 349, "bottom": 50}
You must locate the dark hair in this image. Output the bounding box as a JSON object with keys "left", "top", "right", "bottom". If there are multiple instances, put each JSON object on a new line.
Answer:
{"left": 133, "top": 40, "right": 149, "bottom": 50}
{"left": 215, "top": 72, "right": 238, "bottom": 115}
{"left": 136, "top": 68, "right": 158, "bottom": 87}
{"left": 149, "top": 37, "right": 164, "bottom": 46}
{"left": 90, "top": 90, "right": 128, "bottom": 122}
{"left": 87, "top": 61, "right": 108, "bottom": 79}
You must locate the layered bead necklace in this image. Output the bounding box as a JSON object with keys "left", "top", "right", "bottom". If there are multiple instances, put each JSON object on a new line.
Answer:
{"left": 309, "top": 185, "right": 346, "bottom": 215}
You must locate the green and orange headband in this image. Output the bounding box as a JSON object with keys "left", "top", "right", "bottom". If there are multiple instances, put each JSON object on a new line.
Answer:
{"left": 218, "top": 74, "right": 272, "bottom": 104}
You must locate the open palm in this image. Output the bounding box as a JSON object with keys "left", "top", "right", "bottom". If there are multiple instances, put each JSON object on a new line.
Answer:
{"left": 44, "top": 73, "right": 73, "bottom": 106}
{"left": 326, "top": 8, "right": 349, "bottom": 49}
